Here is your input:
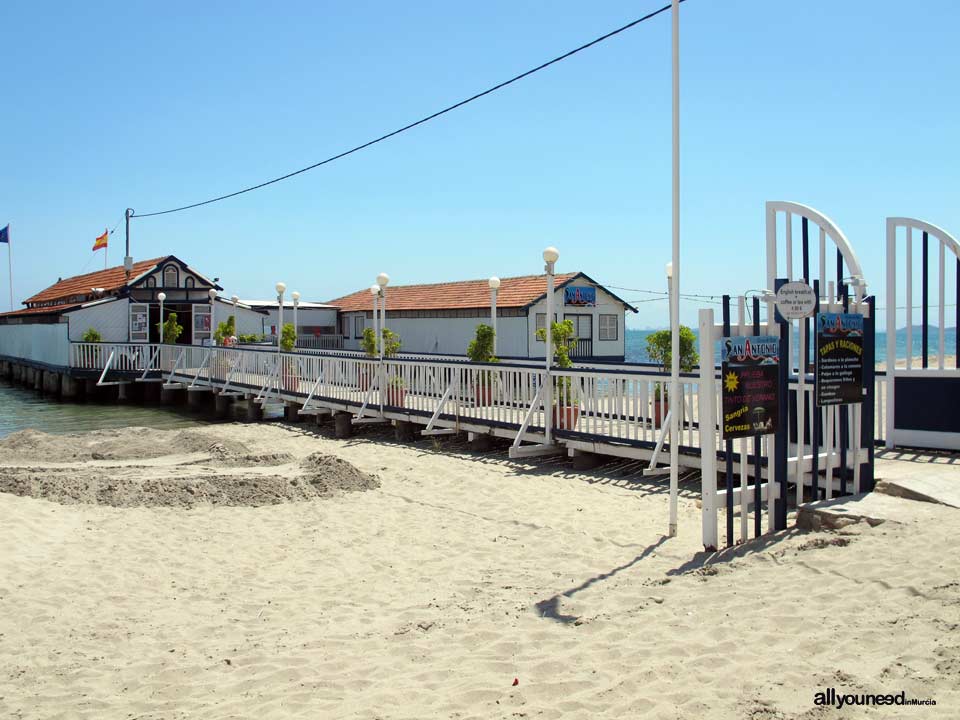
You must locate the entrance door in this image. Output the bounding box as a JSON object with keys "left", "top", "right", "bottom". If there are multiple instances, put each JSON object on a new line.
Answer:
{"left": 566, "top": 314, "right": 593, "bottom": 358}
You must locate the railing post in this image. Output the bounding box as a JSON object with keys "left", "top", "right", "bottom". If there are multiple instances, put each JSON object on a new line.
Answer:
{"left": 698, "top": 308, "right": 718, "bottom": 551}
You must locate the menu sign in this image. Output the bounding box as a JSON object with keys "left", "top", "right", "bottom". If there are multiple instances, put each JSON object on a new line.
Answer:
{"left": 721, "top": 335, "right": 780, "bottom": 440}
{"left": 816, "top": 313, "right": 864, "bottom": 406}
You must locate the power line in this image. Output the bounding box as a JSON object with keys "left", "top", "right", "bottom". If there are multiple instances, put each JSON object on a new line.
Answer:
{"left": 134, "top": 1, "right": 683, "bottom": 218}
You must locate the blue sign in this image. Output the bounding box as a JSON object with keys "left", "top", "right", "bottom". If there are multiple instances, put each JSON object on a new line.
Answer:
{"left": 564, "top": 286, "right": 596, "bottom": 307}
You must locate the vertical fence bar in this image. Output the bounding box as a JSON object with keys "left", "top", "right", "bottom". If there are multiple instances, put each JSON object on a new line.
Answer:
{"left": 752, "top": 295, "right": 762, "bottom": 538}
{"left": 862, "top": 295, "right": 876, "bottom": 491}
{"left": 939, "top": 239, "right": 946, "bottom": 368}
{"left": 722, "top": 295, "right": 734, "bottom": 546}
{"left": 906, "top": 227, "right": 913, "bottom": 370}
{"left": 811, "top": 280, "right": 821, "bottom": 501}
{"left": 839, "top": 285, "right": 850, "bottom": 495}
{"left": 698, "top": 307, "right": 718, "bottom": 551}
{"left": 922, "top": 231, "right": 929, "bottom": 368}
{"left": 774, "top": 278, "right": 789, "bottom": 531}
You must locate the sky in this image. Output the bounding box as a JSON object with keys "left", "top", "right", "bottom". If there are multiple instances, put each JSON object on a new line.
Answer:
{"left": 1, "top": 0, "right": 958, "bottom": 329}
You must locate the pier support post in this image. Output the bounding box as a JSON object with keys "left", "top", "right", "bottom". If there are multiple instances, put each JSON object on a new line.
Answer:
{"left": 60, "top": 374, "right": 79, "bottom": 399}
{"left": 570, "top": 450, "right": 609, "bottom": 471}
{"left": 117, "top": 382, "right": 131, "bottom": 403}
{"left": 468, "top": 432, "right": 493, "bottom": 452}
{"left": 143, "top": 382, "right": 162, "bottom": 404}
{"left": 284, "top": 403, "right": 303, "bottom": 423}
{"left": 395, "top": 420, "right": 418, "bottom": 443}
{"left": 214, "top": 393, "right": 233, "bottom": 419}
{"left": 33, "top": 369, "right": 43, "bottom": 392}
{"left": 161, "top": 386, "right": 185, "bottom": 406}
{"left": 246, "top": 399, "right": 264, "bottom": 422}
{"left": 334, "top": 412, "right": 353, "bottom": 439}
{"left": 315, "top": 410, "right": 331, "bottom": 427}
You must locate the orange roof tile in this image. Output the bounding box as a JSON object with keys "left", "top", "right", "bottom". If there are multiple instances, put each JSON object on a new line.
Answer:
{"left": 327, "top": 272, "right": 581, "bottom": 312}
{"left": 0, "top": 301, "right": 87, "bottom": 319}
{"left": 23, "top": 257, "right": 167, "bottom": 306}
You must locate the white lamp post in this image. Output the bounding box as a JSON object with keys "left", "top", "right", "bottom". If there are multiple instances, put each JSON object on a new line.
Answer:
{"left": 157, "top": 292, "right": 166, "bottom": 343}
{"left": 291, "top": 291, "right": 301, "bottom": 348}
{"left": 376, "top": 273, "right": 389, "bottom": 361}
{"left": 543, "top": 247, "right": 559, "bottom": 443}
{"left": 488, "top": 276, "right": 500, "bottom": 355}
{"left": 208, "top": 289, "right": 217, "bottom": 345}
{"left": 369, "top": 285, "right": 381, "bottom": 350}
{"left": 667, "top": 0, "right": 681, "bottom": 538}
{"left": 231, "top": 295, "right": 239, "bottom": 341}
{"left": 275, "top": 281, "right": 286, "bottom": 355}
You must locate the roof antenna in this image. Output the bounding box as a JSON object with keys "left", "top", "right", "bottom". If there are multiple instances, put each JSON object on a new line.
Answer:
{"left": 124, "top": 208, "right": 134, "bottom": 282}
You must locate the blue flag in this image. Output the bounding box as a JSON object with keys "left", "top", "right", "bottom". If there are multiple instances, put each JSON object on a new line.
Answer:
{"left": 0, "top": 225, "right": 8, "bottom": 244}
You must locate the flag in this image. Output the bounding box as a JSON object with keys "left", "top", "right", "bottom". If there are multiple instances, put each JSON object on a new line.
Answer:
{"left": 0, "top": 225, "right": 8, "bottom": 244}
{"left": 92, "top": 229, "right": 108, "bottom": 251}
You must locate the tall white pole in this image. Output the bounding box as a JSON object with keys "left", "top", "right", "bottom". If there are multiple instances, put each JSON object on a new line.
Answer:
{"left": 491, "top": 289, "right": 498, "bottom": 355}
{"left": 275, "top": 282, "right": 286, "bottom": 356}
{"left": 6, "top": 224, "right": 12, "bottom": 312}
{"left": 380, "top": 288, "right": 386, "bottom": 360}
{"left": 668, "top": 0, "right": 681, "bottom": 538}
{"left": 542, "top": 248, "right": 559, "bottom": 444}
{"left": 292, "top": 292, "right": 300, "bottom": 349}
{"left": 209, "top": 289, "right": 217, "bottom": 345}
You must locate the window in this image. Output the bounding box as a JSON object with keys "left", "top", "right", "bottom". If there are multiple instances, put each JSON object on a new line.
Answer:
{"left": 568, "top": 314, "right": 592, "bottom": 341}
{"left": 353, "top": 316, "right": 365, "bottom": 338}
{"left": 163, "top": 265, "right": 178, "bottom": 287}
{"left": 340, "top": 315, "right": 350, "bottom": 338}
{"left": 535, "top": 313, "right": 558, "bottom": 341}
{"left": 145, "top": 276, "right": 155, "bottom": 288}
{"left": 599, "top": 314, "right": 618, "bottom": 341}
{"left": 184, "top": 277, "right": 195, "bottom": 288}
{"left": 130, "top": 303, "right": 149, "bottom": 342}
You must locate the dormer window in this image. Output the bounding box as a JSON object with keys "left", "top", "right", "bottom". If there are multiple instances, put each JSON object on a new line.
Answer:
{"left": 184, "top": 277, "right": 195, "bottom": 289}
{"left": 163, "top": 265, "right": 178, "bottom": 287}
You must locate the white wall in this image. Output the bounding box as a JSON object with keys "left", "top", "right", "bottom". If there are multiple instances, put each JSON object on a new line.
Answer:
{"left": 526, "top": 281, "right": 627, "bottom": 359}
{"left": 0, "top": 322, "right": 70, "bottom": 366}
{"left": 67, "top": 298, "right": 131, "bottom": 342}
{"left": 340, "top": 313, "right": 526, "bottom": 357}
{"left": 215, "top": 299, "right": 266, "bottom": 337}
{"left": 262, "top": 307, "right": 337, "bottom": 334}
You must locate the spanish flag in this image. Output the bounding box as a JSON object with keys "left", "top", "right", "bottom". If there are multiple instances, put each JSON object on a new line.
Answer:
{"left": 92, "top": 229, "right": 108, "bottom": 251}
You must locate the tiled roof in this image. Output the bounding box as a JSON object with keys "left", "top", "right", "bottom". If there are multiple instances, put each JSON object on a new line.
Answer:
{"left": 0, "top": 301, "right": 87, "bottom": 319}
{"left": 22, "top": 257, "right": 166, "bottom": 306}
{"left": 327, "top": 273, "right": 580, "bottom": 312}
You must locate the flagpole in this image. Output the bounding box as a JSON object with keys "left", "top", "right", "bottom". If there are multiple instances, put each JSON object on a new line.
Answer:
{"left": 668, "top": 0, "right": 681, "bottom": 538}
{"left": 7, "top": 224, "right": 13, "bottom": 312}
{"left": 105, "top": 230, "right": 108, "bottom": 270}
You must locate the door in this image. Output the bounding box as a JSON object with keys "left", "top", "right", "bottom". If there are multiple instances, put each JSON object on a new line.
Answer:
{"left": 566, "top": 314, "right": 593, "bottom": 358}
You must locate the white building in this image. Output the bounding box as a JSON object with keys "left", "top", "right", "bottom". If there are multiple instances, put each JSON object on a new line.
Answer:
{"left": 0, "top": 256, "right": 267, "bottom": 362}
{"left": 242, "top": 299, "right": 340, "bottom": 348}
{"left": 328, "top": 272, "right": 637, "bottom": 361}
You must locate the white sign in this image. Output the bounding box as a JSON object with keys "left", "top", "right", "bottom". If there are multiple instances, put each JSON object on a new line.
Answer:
{"left": 775, "top": 282, "right": 816, "bottom": 320}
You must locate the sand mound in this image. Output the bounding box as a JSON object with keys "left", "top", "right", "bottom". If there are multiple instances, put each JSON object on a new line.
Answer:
{"left": 0, "top": 428, "right": 291, "bottom": 466}
{"left": 299, "top": 452, "right": 381, "bottom": 494}
{"left": 0, "top": 463, "right": 378, "bottom": 508}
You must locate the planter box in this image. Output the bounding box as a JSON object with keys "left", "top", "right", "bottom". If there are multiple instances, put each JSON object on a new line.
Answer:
{"left": 552, "top": 405, "right": 581, "bottom": 430}
{"left": 386, "top": 387, "right": 406, "bottom": 407}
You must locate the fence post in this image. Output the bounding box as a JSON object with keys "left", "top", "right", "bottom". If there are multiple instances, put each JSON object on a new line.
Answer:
{"left": 774, "top": 278, "right": 789, "bottom": 531}
{"left": 861, "top": 295, "right": 876, "bottom": 491}
{"left": 698, "top": 308, "right": 718, "bottom": 551}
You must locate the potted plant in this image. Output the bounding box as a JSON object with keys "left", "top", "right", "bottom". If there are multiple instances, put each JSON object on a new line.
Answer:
{"left": 359, "top": 326, "right": 401, "bottom": 390}
{"left": 536, "top": 319, "right": 580, "bottom": 430}
{"left": 466, "top": 323, "right": 498, "bottom": 406}
{"left": 213, "top": 315, "right": 236, "bottom": 346}
{"left": 385, "top": 374, "right": 406, "bottom": 407}
{"left": 158, "top": 313, "right": 183, "bottom": 372}
{"left": 645, "top": 325, "right": 699, "bottom": 428}
{"left": 279, "top": 322, "right": 298, "bottom": 391}
{"left": 80, "top": 328, "right": 102, "bottom": 369}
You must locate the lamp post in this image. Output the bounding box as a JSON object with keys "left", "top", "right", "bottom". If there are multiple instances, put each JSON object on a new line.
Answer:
{"left": 291, "top": 291, "right": 301, "bottom": 348}
{"left": 488, "top": 276, "right": 500, "bottom": 355}
{"left": 208, "top": 289, "right": 217, "bottom": 345}
{"left": 157, "top": 292, "right": 166, "bottom": 343}
{"left": 376, "top": 273, "right": 389, "bottom": 361}
{"left": 667, "top": 0, "right": 681, "bottom": 538}
{"left": 275, "top": 282, "right": 286, "bottom": 356}
{"left": 231, "top": 295, "right": 239, "bottom": 342}
{"left": 543, "top": 247, "right": 559, "bottom": 444}
{"left": 667, "top": 258, "right": 679, "bottom": 538}
{"left": 369, "top": 285, "right": 381, "bottom": 350}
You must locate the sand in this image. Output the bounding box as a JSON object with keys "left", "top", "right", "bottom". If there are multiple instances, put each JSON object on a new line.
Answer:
{"left": 0, "top": 422, "right": 957, "bottom": 718}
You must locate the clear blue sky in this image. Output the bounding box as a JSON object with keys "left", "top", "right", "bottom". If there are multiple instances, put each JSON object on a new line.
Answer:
{"left": 2, "top": 0, "right": 957, "bottom": 328}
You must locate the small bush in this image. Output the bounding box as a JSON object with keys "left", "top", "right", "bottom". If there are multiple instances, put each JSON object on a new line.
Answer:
{"left": 81, "top": 328, "right": 102, "bottom": 343}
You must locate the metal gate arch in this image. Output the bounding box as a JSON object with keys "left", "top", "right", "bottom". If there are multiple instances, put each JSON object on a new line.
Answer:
{"left": 885, "top": 217, "right": 960, "bottom": 450}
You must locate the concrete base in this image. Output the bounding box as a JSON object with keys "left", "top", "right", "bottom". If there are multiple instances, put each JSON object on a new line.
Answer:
{"left": 315, "top": 411, "right": 331, "bottom": 427}
{"left": 214, "top": 393, "right": 233, "bottom": 419}
{"left": 571, "top": 451, "right": 610, "bottom": 471}
{"left": 284, "top": 403, "right": 303, "bottom": 423}
{"left": 334, "top": 412, "right": 353, "bottom": 439}
{"left": 42, "top": 371, "right": 61, "bottom": 396}
{"left": 876, "top": 476, "right": 960, "bottom": 510}
{"left": 395, "top": 420, "right": 418, "bottom": 443}
{"left": 796, "top": 492, "right": 957, "bottom": 531}
{"left": 467, "top": 433, "right": 493, "bottom": 452}
{"left": 246, "top": 401, "right": 264, "bottom": 422}
{"left": 117, "top": 382, "right": 131, "bottom": 403}
{"left": 161, "top": 387, "right": 186, "bottom": 406}
{"left": 61, "top": 374, "right": 82, "bottom": 400}
{"left": 142, "top": 382, "right": 162, "bottom": 404}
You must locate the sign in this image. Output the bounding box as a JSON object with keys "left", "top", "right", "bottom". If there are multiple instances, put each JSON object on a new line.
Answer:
{"left": 775, "top": 281, "right": 816, "bottom": 320}
{"left": 130, "top": 303, "right": 149, "bottom": 342}
{"left": 816, "top": 313, "right": 864, "bottom": 406}
{"left": 721, "top": 335, "right": 780, "bottom": 439}
{"left": 564, "top": 286, "right": 596, "bottom": 307}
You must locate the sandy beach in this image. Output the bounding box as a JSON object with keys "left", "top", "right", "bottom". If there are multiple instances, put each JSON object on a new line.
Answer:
{"left": 0, "top": 422, "right": 957, "bottom": 719}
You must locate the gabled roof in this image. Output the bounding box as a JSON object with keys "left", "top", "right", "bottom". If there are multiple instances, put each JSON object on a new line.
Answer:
{"left": 23, "top": 257, "right": 167, "bottom": 306}
{"left": 327, "top": 272, "right": 638, "bottom": 313}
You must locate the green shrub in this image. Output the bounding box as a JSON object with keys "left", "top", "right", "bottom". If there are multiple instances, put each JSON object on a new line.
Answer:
{"left": 213, "top": 315, "right": 236, "bottom": 345}
{"left": 81, "top": 328, "right": 102, "bottom": 343}
{"left": 536, "top": 319, "right": 578, "bottom": 406}
{"left": 159, "top": 313, "right": 183, "bottom": 345}
{"left": 466, "top": 324, "right": 498, "bottom": 364}
{"left": 361, "top": 327, "right": 401, "bottom": 357}
{"left": 646, "top": 325, "right": 699, "bottom": 399}
{"left": 280, "top": 323, "right": 297, "bottom": 352}
{"left": 237, "top": 333, "right": 263, "bottom": 343}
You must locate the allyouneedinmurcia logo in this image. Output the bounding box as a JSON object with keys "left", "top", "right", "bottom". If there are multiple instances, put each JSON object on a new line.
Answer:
{"left": 814, "top": 688, "right": 937, "bottom": 708}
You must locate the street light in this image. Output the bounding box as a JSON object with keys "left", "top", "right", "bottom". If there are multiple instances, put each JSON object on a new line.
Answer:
{"left": 231, "top": 295, "right": 239, "bottom": 342}
{"left": 157, "top": 292, "right": 166, "bottom": 343}
{"left": 275, "top": 281, "right": 286, "bottom": 355}
{"left": 488, "top": 276, "right": 500, "bottom": 355}
{"left": 291, "top": 291, "right": 301, "bottom": 348}
{"left": 543, "top": 247, "right": 559, "bottom": 443}
{"left": 369, "top": 285, "right": 381, "bottom": 352}
{"left": 208, "top": 289, "right": 217, "bottom": 346}
{"left": 376, "top": 273, "right": 389, "bottom": 361}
